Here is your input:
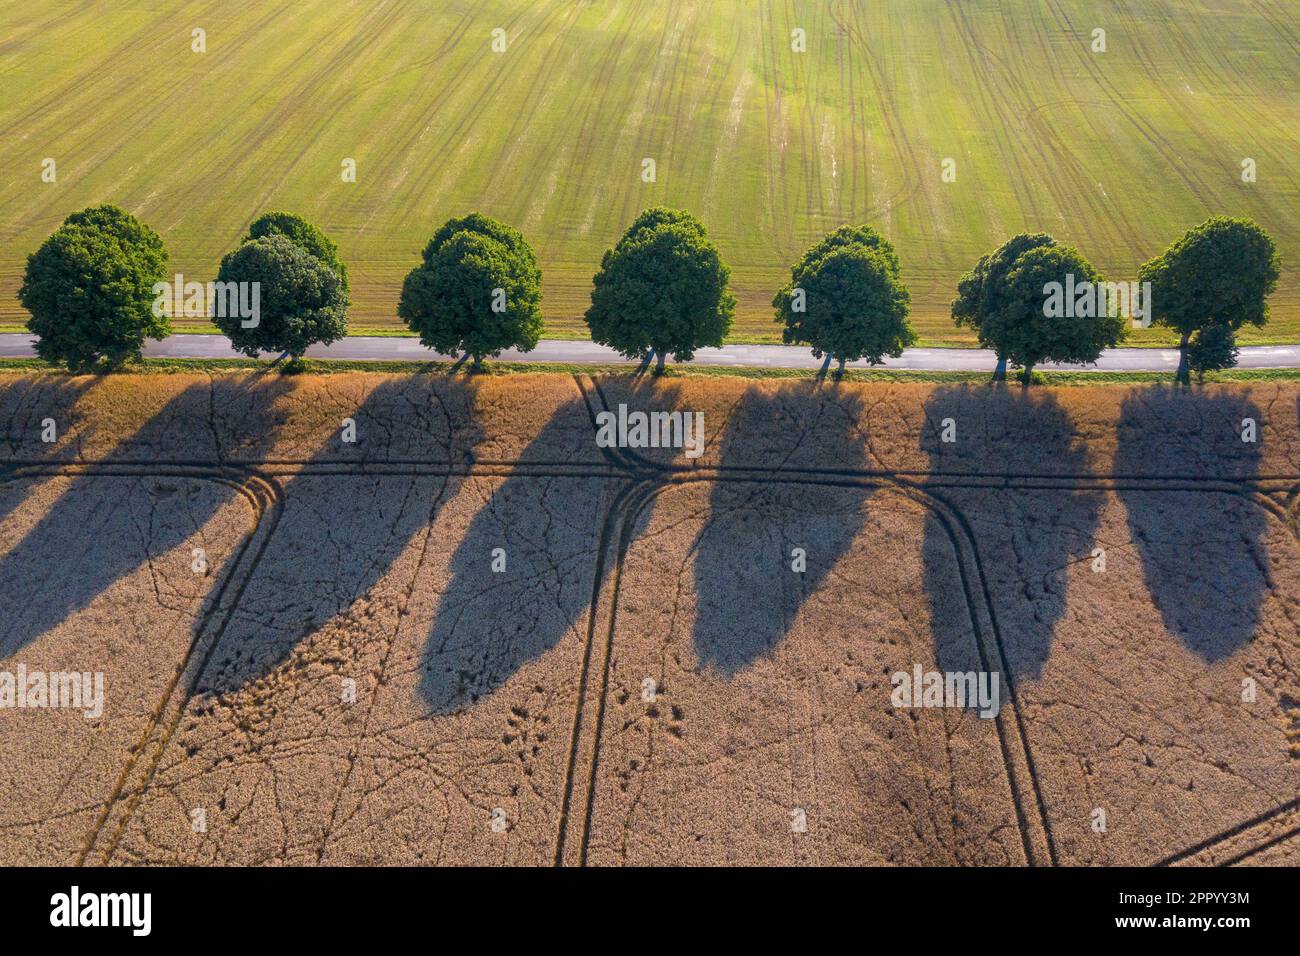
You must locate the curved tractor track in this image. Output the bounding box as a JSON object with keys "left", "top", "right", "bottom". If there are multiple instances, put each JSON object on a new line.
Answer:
{"left": 0, "top": 373, "right": 1295, "bottom": 867}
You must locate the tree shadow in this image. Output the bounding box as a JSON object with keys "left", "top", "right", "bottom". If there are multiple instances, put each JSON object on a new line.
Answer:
{"left": 419, "top": 397, "right": 612, "bottom": 713}
{"left": 195, "top": 375, "right": 488, "bottom": 696}
{"left": 1115, "top": 386, "right": 1267, "bottom": 661}
{"left": 689, "top": 383, "right": 873, "bottom": 675}
{"left": 0, "top": 375, "right": 293, "bottom": 657}
{"left": 0, "top": 376, "right": 99, "bottom": 525}
{"left": 921, "top": 385, "right": 1104, "bottom": 680}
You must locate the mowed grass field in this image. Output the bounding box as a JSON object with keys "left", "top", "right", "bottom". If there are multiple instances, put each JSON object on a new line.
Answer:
{"left": 0, "top": 0, "right": 1297, "bottom": 345}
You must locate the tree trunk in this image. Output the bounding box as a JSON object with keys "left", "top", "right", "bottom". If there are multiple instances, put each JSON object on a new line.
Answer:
{"left": 471, "top": 354, "right": 483, "bottom": 371}
{"left": 1176, "top": 332, "right": 1191, "bottom": 385}
{"left": 635, "top": 351, "right": 654, "bottom": 375}
{"left": 992, "top": 355, "right": 1007, "bottom": 382}
{"left": 1019, "top": 362, "right": 1034, "bottom": 386}
{"left": 654, "top": 350, "right": 666, "bottom": 374}
{"left": 835, "top": 355, "right": 846, "bottom": 379}
{"left": 817, "top": 353, "right": 832, "bottom": 379}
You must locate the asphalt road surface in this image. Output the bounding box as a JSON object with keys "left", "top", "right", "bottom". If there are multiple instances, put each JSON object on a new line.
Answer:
{"left": 2, "top": 333, "right": 1299, "bottom": 372}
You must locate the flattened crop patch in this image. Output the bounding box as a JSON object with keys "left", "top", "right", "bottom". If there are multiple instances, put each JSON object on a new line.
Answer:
{"left": 105, "top": 473, "right": 617, "bottom": 865}
{"left": 581, "top": 481, "right": 1027, "bottom": 865}
{"left": 945, "top": 486, "right": 1300, "bottom": 865}
{"left": 0, "top": 474, "right": 254, "bottom": 864}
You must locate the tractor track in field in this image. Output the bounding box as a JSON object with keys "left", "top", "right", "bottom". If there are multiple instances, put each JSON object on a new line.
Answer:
{"left": 158, "top": 0, "right": 414, "bottom": 230}
{"left": 1111, "top": 0, "right": 1285, "bottom": 185}
{"left": 619, "top": 0, "right": 696, "bottom": 230}
{"left": 398, "top": 0, "right": 566, "bottom": 211}
{"left": 632, "top": 0, "right": 694, "bottom": 225}
{"left": 829, "top": 0, "right": 856, "bottom": 222}
{"left": 562, "top": 375, "right": 1300, "bottom": 867}
{"left": 944, "top": 0, "right": 1147, "bottom": 262}
{"left": 0, "top": 0, "right": 195, "bottom": 140}
{"left": 668, "top": 4, "right": 747, "bottom": 218}
{"left": 1042, "top": 0, "right": 1219, "bottom": 212}
{"left": 0, "top": 1, "right": 292, "bottom": 235}
{"left": 547, "top": 0, "right": 646, "bottom": 234}
{"left": 474, "top": 3, "right": 588, "bottom": 214}
{"left": 942, "top": 0, "right": 1047, "bottom": 230}
{"left": 3, "top": 434, "right": 1296, "bottom": 865}
{"left": 559, "top": 471, "right": 1055, "bottom": 865}
{"left": 358, "top": 0, "right": 530, "bottom": 210}
{"left": 350, "top": 0, "right": 495, "bottom": 93}
{"left": 1244, "top": 0, "right": 1300, "bottom": 52}
{"left": 791, "top": 1, "right": 826, "bottom": 229}
{"left": 757, "top": 0, "right": 789, "bottom": 252}
{"left": 0, "top": 0, "right": 95, "bottom": 59}
{"left": 0, "top": 465, "right": 285, "bottom": 866}
{"left": 1133, "top": 0, "right": 1286, "bottom": 146}
{"left": 1158, "top": 795, "right": 1300, "bottom": 866}
{"left": 828, "top": 4, "right": 927, "bottom": 227}
{"left": 4, "top": 364, "right": 1296, "bottom": 866}
{"left": 235, "top": 0, "right": 438, "bottom": 220}
{"left": 833, "top": 0, "right": 869, "bottom": 224}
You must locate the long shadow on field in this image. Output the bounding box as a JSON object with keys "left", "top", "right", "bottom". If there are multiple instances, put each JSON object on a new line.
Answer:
{"left": 921, "top": 385, "right": 1104, "bottom": 680}
{"left": 196, "top": 375, "right": 488, "bottom": 695}
{"left": 0, "top": 377, "right": 98, "bottom": 525}
{"left": 419, "top": 397, "right": 610, "bottom": 713}
{"left": 0, "top": 375, "right": 292, "bottom": 657}
{"left": 690, "top": 383, "right": 873, "bottom": 675}
{"left": 1115, "top": 386, "right": 1267, "bottom": 661}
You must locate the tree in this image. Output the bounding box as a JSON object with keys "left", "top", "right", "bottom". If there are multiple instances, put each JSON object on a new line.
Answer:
{"left": 774, "top": 230, "right": 915, "bottom": 377}
{"left": 986, "top": 243, "right": 1127, "bottom": 384}
{"left": 952, "top": 233, "right": 1056, "bottom": 380}
{"left": 18, "top": 204, "right": 169, "bottom": 371}
{"left": 1138, "top": 217, "right": 1280, "bottom": 384}
{"left": 398, "top": 213, "right": 543, "bottom": 366}
{"left": 213, "top": 234, "right": 348, "bottom": 361}
{"left": 245, "top": 211, "right": 349, "bottom": 293}
{"left": 1186, "top": 322, "right": 1238, "bottom": 382}
{"left": 586, "top": 208, "right": 735, "bottom": 373}
{"left": 789, "top": 224, "right": 902, "bottom": 279}
{"left": 614, "top": 206, "right": 705, "bottom": 248}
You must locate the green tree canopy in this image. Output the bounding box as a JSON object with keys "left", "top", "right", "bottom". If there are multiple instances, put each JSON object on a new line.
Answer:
{"left": 774, "top": 228, "right": 914, "bottom": 376}
{"left": 18, "top": 203, "right": 170, "bottom": 371}
{"left": 214, "top": 234, "right": 348, "bottom": 360}
{"left": 792, "top": 224, "right": 901, "bottom": 279}
{"left": 1138, "top": 216, "right": 1279, "bottom": 382}
{"left": 986, "top": 243, "right": 1127, "bottom": 383}
{"left": 1186, "top": 321, "right": 1238, "bottom": 380}
{"left": 613, "top": 207, "right": 707, "bottom": 251}
{"left": 398, "top": 213, "right": 543, "bottom": 364}
{"left": 245, "top": 212, "right": 348, "bottom": 291}
{"left": 585, "top": 209, "right": 735, "bottom": 371}
{"left": 951, "top": 233, "right": 1056, "bottom": 379}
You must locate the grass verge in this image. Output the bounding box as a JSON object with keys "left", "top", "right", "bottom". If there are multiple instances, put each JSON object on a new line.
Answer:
{"left": 3, "top": 356, "right": 1300, "bottom": 386}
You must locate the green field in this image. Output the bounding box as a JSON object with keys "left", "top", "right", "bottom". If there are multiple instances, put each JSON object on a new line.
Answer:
{"left": 1, "top": 0, "right": 1297, "bottom": 345}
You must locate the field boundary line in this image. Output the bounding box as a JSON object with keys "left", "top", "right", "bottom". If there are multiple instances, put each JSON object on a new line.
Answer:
{"left": 81, "top": 471, "right": 286, "bottom": 865}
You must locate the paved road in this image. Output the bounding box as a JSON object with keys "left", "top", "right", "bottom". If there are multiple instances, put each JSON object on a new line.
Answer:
{"left": 3, "top": 333, "right": 1299, "bottom": 372}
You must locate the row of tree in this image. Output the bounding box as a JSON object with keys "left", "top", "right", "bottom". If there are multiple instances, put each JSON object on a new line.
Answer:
{"left": 18, "top": 204, "right": 1279, "bottom": 384}
{"left": 20, "top": 207, "right": 352, "bottom": 370}
{"left": 953, "top": 220, "right": 1280, "bottom": 384}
